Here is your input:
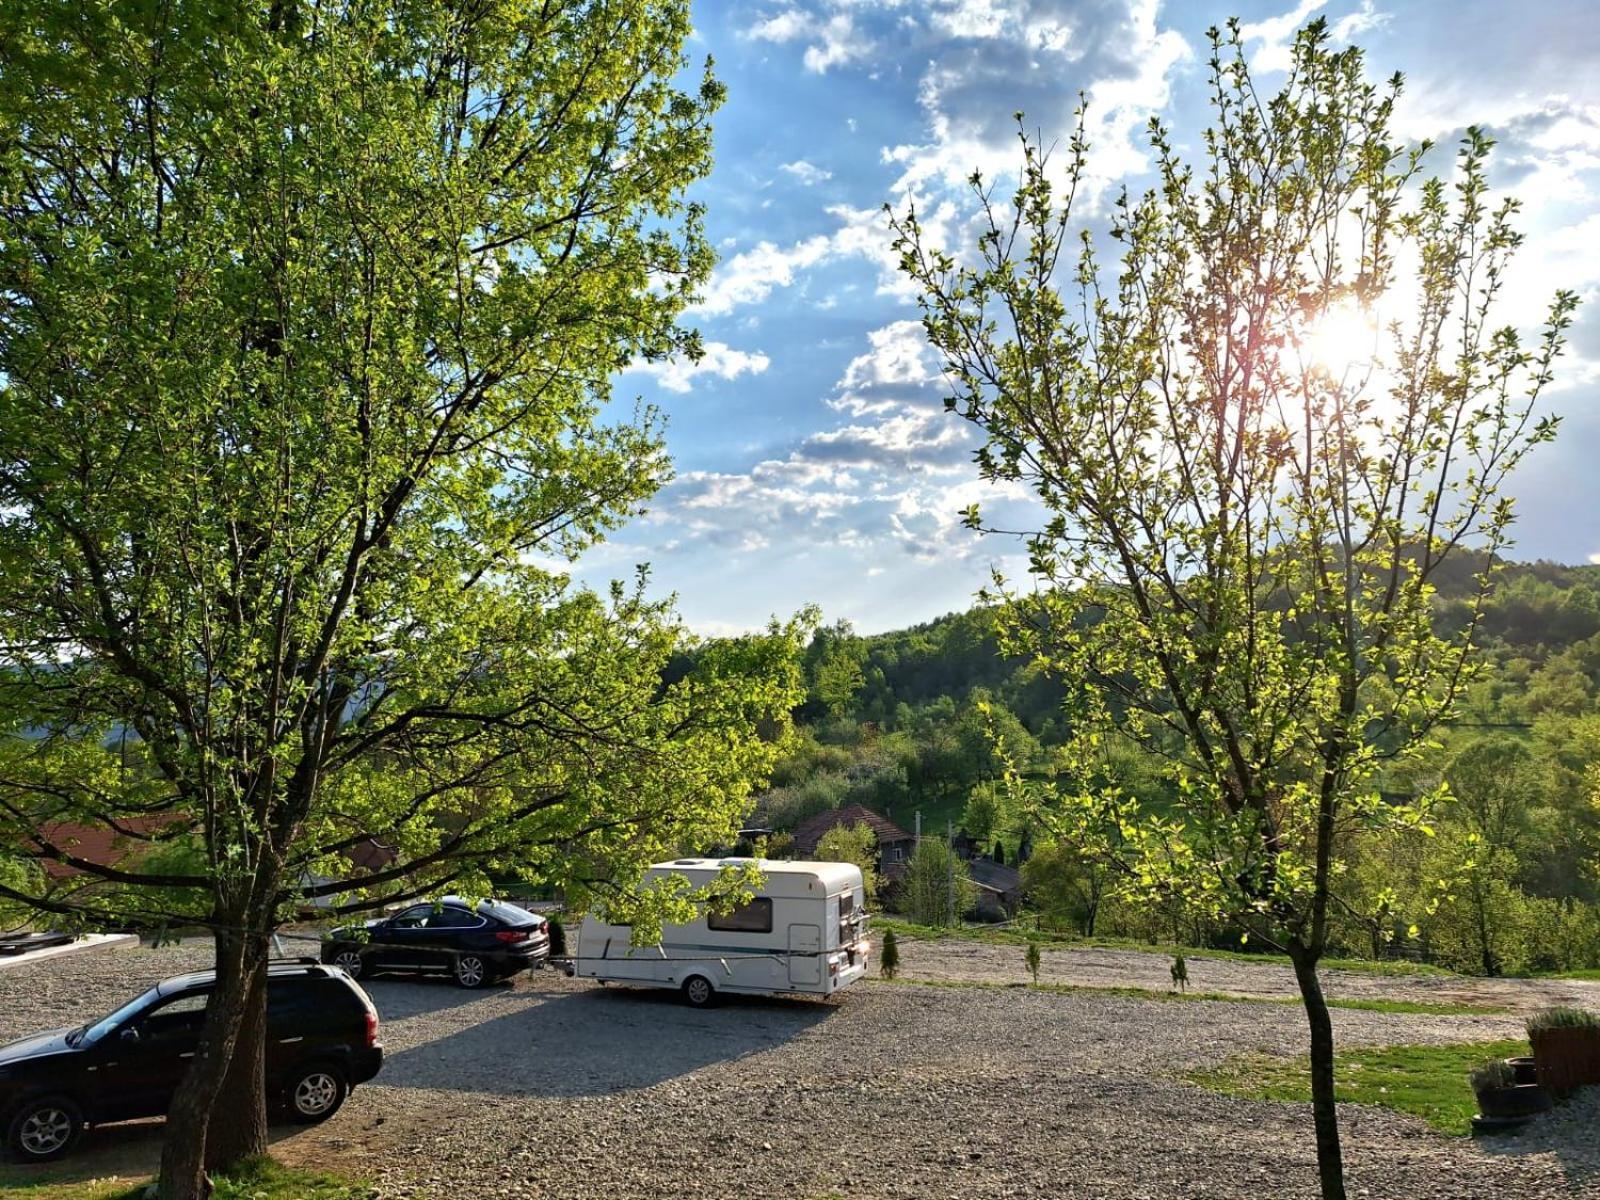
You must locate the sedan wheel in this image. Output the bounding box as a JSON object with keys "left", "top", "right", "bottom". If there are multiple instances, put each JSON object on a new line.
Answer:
{"left": 454, "top": 954, "right": 488, "bottom": 988}
{"left": 8, "top": 1097, "right": 81, "bottom": 1162}
{"left": 332, "top": 949, "right": 364, "bottom": 979}
{"left": 287, "top": 1066, "right": 347, "bottom": 1124}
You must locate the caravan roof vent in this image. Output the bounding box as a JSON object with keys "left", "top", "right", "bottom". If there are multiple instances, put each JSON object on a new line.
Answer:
{"left": 673, "top": 858, "right": 701, "bottom": 866}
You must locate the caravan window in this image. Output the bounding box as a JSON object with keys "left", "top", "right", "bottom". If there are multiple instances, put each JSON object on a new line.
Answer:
{"left": 707, "top": 897, "right": 773, "bottom": 934}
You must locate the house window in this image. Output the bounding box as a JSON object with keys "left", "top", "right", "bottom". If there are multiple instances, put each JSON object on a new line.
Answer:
{"left": 888, "top": 846, "right": 904, "bottom": 863}
{"left": 707, "top": 897, "right": 773, "bottom": 934}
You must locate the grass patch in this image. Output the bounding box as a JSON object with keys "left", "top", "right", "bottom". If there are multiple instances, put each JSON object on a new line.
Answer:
{"left": 0, "top": 1158, "right": 366, "bottom": 1200}
{"left": 869, "top": 974, "right": 1502, "bottom": 1014}
{"left": 1538, "top": 968, "right": 1600, "bottom": 981}
{"left": 875, "top": 917, "right": 1452, "bottom": 977}
{"left": 1187, "top": 1039, "right": 1529, "bottom": 1136}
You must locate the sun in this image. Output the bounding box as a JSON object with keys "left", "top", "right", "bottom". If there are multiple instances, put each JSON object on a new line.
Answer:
{"left": 1300, "top": 299, "right": 1380, "bottom": 380}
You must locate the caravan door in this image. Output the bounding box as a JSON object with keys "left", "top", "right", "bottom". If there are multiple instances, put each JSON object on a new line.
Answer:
{"left": 788, "top": 923, "right": 822, "bottom": 987}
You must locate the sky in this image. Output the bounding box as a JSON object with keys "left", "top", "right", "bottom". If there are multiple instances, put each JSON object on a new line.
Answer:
{"left": 582, "top": 0, "right": 1600, "bottom": 637}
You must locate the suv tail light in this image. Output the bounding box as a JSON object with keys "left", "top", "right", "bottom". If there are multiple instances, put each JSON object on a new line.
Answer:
{"left": 364, "top": 1008, "right": 380, "bottom": 1048}
{"left": 495, "top": 929, "right": 530, "bottom": 943}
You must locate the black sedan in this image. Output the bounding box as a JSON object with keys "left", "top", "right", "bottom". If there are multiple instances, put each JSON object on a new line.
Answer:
{"left": 320, "top": 897, "right": 549, "bottom": 988}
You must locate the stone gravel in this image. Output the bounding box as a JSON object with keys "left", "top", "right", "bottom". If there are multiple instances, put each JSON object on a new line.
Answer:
{"left": 0, "top": 938, "right": 1596, "bottom": 1199}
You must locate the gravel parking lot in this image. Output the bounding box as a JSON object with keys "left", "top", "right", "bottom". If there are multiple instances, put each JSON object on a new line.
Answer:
{"left": 1, "top": 937, "right": 1597, "bottom": 1199}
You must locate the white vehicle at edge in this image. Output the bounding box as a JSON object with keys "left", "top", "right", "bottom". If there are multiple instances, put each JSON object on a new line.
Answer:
{"left": 574, "top": 858, "right": 871, "bottom": 1006}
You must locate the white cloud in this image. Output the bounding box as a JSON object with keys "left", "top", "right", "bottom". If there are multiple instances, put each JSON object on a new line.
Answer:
{"left": 746, "top": 9, "right": 809, "bottom": 43}
{"left": 781, "top": 159, "right": 834, "bottom": 185}
{"left": 1330, "top": 1, "right": 1389, "bottom": 41}
{"left": 803, "top": 13, "right": 870, "bottom": 73}
{"left": 1239, "top": 1, "right": 1390, "bottom": 73}
{"left": 1078, "top": 0, "right": 1189, "bottom": 195}
{"left": 621, "top": 342, "right": 771, "bottom": 394}
{"left": 875, "top": 0, "right": 1191, "bottom": 207}
{"left": 1238, "top": 0, "right": 1327, "bottom": 74}
{"left": 692, "top": 236, "right": 834, "bottom": 316}
{"left": 931, "top": 0, "right": 1018, "bottom": 40}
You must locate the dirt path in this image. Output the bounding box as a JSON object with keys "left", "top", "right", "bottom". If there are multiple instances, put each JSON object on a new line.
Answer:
{"left": 895, "top": 936, "right": 1600, "bottom": 1014}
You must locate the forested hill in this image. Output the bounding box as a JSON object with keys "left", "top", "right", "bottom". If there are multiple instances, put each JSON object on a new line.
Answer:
{"left": 755, "top": 558, "right": 1600, "bottom": 975}
{"left": 802, "top": 557, "right": 1600, "bottom": 739}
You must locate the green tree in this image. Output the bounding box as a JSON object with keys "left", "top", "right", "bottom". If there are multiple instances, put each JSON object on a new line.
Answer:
{"left": 961, "top": 779, "right": 1016, "bottom": 850}
{"left": 815, "top": 820, "right": 882, "bottom": 904}
{"left": 903, "top": 837, "right": 975, "bottom": 927}
{"left": 0, "top": 4, "right": 803, "bottom": 1196}
{"left": 894, "top": 21, "right": 1575, "bottom": 1200}
{"left": 809, "top": 621, "right": 866, "bottom": 718}
{"left": 1020, "top": 840, "right": 1111, "bottom": 937}
{"left": 1443, "top": 739, "right": 1543, "bottom": 975}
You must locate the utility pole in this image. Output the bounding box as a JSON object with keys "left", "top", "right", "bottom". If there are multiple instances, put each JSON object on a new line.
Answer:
{"left": 947, "top": 817, "right": 955, "bottom": 927}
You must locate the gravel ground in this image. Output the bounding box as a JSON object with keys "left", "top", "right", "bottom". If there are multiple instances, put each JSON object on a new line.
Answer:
{"left": 0, "top": 938, "right": 1597, "bottom": 1199}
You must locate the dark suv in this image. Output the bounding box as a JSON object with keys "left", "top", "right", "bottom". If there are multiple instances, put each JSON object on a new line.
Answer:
{"left": 320, "top": 896, "right": 550, "bottom": 988}
{"left": 0, "top": 960, "right": 382, "bottom": 1162}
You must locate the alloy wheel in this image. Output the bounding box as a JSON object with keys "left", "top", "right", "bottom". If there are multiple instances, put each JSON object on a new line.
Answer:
{"left": 294, "top": 1071, "right": 340, "bottom": 1117}
{"left": 18, "top": 1107, "right": 72, "bottom": 1157}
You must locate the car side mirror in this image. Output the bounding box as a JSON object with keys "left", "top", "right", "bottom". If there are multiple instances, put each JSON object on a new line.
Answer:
{"left": 119, "top": 1026, "right": 141, "bottom": 1043}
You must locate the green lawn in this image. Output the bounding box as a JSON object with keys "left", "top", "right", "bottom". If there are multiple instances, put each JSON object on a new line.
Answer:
{"left": 0, "top": 1158, "right": 365, "bottom": 1200}
{"left": 868, "top": 974, "right": 1502, "bottom": 1015}
{"left": 876, "top": 917, "right": 1453, "bottom": 978}
{"left": 1186, "top": 1040, "right": 1530, "bottom": 1136}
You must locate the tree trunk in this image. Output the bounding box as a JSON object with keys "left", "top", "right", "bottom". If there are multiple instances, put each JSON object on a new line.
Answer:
{"left": 1291, "top": 949, "right": 1348, "bottom": 1200}
{"left": 204, "top": 955, "right": 269, "bottom": 1172}
{"left": 158, "top": 926, "right": 269, "bottom": 1200}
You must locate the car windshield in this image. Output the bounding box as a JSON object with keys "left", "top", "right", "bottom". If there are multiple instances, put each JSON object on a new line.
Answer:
{"left": 75, "top": 985, "right": 161, "bottom": 1046}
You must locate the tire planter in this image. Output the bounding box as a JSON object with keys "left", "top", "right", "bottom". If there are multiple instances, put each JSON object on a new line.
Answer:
{"left": 1474, "top": 1082, "right": 1553, "bottom": 1121}
{"left": 1530, "top": 1026, "right": 1600, "bottom": 1095}
{"left": 1507, "top": 1057, "right": 1538, "bottom": 1086}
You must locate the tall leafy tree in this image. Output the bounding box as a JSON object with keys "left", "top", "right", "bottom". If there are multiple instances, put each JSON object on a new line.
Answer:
{"left": 894, "top": 20, "right": 1575, "bottom": 1200}
{"left": 0, "top": 3, "right": 803, "bottom": 1196}
{"left": 815, "top": 820, "right": 882, "bottom": 903}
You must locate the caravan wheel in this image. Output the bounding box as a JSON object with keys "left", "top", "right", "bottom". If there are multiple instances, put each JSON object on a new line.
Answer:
{"left": 681, "top": 975, "right": 716, "bottom": 1008}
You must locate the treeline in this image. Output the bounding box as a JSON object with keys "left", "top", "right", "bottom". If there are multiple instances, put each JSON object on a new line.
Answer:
{"left": 752, "top": 559, "right": 1600, "bottom": 975}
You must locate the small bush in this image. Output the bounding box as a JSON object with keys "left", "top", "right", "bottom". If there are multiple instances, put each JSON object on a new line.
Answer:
{"left": 1526, "top": 1006, "right": 1600, "bottom": 1035}
{"left": 1469, "top": 1058, "right": 1515, "bottom": 1092}
{"left": 1024, "top": 938, "right": 1041, "bottom": 985}
{"left": 880, "top": 928, "right": 900, "bottom": 979}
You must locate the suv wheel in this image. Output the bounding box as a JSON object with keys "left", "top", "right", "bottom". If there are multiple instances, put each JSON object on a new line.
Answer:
{"left": 285, "top": 1064, "right": 348, "bottom": 1124}
{"left": 331, "top": 949, "right": 364, "bottom": 979}
{"left": 681, "top": 975, "right": 715, "bottom": 1008}
{"left": 7, "top": 1096, "right": 82, "bottom": 1162}
{"left": 453, "top": 954, "right": 488, "bottom": 989}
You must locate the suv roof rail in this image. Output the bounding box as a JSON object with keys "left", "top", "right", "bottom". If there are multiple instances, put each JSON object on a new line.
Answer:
{"left": 267, "top": 956, "right": 322, "bottom": 966}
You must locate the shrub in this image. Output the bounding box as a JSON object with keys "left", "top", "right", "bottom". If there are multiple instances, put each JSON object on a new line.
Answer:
{"left": 1024, "top": 938, "right": 1041, "bottom": 985}
{"left": 880, "top": 928, "right": 900, "bottom": 979}
{"left": 1470, "top": 1058, "right": 1516, "bottom": 1093}
{"left": 1526, "top": 1006, "right": 1600, "bottom": 1035}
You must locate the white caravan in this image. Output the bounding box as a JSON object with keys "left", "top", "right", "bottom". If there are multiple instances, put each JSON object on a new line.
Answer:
{"left": 574, "top": 858, "right": 871, "bottom": 1005}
